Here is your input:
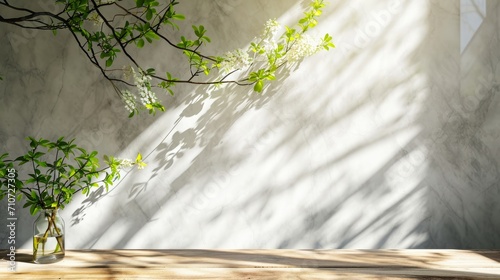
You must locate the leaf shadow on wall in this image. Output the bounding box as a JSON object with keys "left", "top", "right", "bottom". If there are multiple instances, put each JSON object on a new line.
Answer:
{"left": 194, "top": 0, "right": 500, "bottom": 249}
{"left": 70, "top": 0, "right": 303, "bottom": 248}
{"left": 72, "top": 0, "right": 500, "bottom": 250}
{"left": 77, "top": 0, "right": 433, "bottom": 249}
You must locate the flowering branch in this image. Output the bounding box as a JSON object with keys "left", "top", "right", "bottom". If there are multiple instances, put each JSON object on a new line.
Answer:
{"left": 0, "top": 0, "right": 335, "bottom": 117}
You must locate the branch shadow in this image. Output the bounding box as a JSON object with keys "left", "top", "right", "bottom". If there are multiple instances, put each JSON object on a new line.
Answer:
{"left": 78, "top": 0, "right": 418, "bottom": 249}
{"left": 69, "top": 0, "right": 500, "bottom": 251}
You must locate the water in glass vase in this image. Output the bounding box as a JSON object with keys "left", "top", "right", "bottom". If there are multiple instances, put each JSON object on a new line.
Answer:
{"left": 33, "top": 233, "right": 65, "bottom": 264}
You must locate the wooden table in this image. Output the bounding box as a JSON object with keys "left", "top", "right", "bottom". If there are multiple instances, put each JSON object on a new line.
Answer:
{"left": 2, "top": 249, "right": 500, "bottom": 279}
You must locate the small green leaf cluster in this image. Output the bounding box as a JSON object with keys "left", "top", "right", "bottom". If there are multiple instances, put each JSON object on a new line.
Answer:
{"left": 299, "top": 0, "right": 325, "bottom": 32}
{"left": 177, "top": 25, "right": 214, "bottom": 77}
{"left": 0, "top": 137, "right": 145, "bottom": 215}
{"left": 57, "top": 0, "right": 185, "bottom": 69}
{"left": 242, "top": 0, "right": 334, "bottom": 93}
{"left": 158, "top": 72, "right": 177, "bottom": 96}
{"left": 248, "top": 69, "right": 276, "bottom": 93}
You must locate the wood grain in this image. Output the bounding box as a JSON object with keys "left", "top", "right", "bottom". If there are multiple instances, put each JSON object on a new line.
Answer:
{"left": 1, "top": 249, "right": 500, "bottom": 279}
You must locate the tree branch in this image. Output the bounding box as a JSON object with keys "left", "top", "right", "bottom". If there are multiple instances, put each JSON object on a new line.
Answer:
{"left": 0, "top": 0, "right": 334, "bottom": 115}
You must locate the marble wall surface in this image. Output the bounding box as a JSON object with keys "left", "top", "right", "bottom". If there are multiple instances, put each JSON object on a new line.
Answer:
{"left": 0, "top": 0, "right": 499, "bottom": 249}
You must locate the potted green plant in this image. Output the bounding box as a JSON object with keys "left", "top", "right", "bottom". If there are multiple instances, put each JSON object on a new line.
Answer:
{"left": 0, "top": 137, "right": 145, "bottom": 263}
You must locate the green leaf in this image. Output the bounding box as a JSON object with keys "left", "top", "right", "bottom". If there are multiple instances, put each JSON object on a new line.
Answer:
{"left": 30, "top": 204, "right": 39, "bottom": 216}
{"left": 172, "top": 14, "right": 185, "bottom": 20}
{"left": 106, "top": 58, "right": 113, "bottom": 67}
{"left": 145, "top": 31, "right": 160, "bottom": 40}
{"left": 137, "top": 38, "right": 145, "bottom": 48}
{"left": 254, "top": 80, "right": 264, "bottom": 93}
{"left": 135, "top": 153, "right": 142, "bottom": 162}
{"left": 146, "top": 9, "right": 153, "bottom": 21}
{"left": 28, "top": 137, "right": 37, "bottom": 148}
{"left": 33, "top": 152, "right": 45, "bottom": 159}
{"left": 39, "top": 139, "right": 51, "bottom": 147}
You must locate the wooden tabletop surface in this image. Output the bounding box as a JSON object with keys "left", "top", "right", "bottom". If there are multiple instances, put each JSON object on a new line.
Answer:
{"left": 1, "top": 249, "right": 500, "bottom": 279}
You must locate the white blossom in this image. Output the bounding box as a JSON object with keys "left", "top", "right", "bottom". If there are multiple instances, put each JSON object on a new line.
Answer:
{"left": 122, "top": 65, "right": 134, "bottom": 80}
{"left": 121, "top": 66, "right": 159, "bottom": 110}
{"left": 118, "top": 158, "right": 135, "bottom": 168}
{"left": 263, "top": 19, "right": 280, "bottom": 39}
{"left": 283, "top": 34, "right": 321, "bottom": 62}
{"left": 121, "top": 89, "right": 136, "bottom": 113}
{"left": 260, "top": 19, "right": 280, "bottom": 55}
{"left": 132, "top": 68, "right": 158, "bottom": 106}
{"left": 220, "top": 49, "right": 253, "bottom": 74}
{"left": 87, "top": 12, "right": 103, "bottom": 26}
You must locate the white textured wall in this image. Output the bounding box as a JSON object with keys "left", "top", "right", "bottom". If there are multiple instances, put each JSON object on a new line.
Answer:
{"left": 1, "top": 0, "right": 500, "bottom": 249}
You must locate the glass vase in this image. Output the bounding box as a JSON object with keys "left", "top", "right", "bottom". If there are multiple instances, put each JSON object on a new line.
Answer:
{"left": 33, "top": 208, "right": 65, "bottom": 264}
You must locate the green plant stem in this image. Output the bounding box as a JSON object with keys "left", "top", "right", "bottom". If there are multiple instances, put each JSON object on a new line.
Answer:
{"left": 61, "top": 158, "right": 90, "bottom": 189}
{"left": 17, "top": 189, "right": 32, "bottom": 198}
{"left": 51, "top": 149, "right": 60, "bottom": 199}
{"left": 40, "top": 210, "right": 64, "bottom": 254}
{"left": 29, "top": 148, "right": 43, "bottom": 206}
{"left": 90, "top": 0, "right": 141, "bottom": 68}
{"left": 114, "top": 2, "right": 217, "bottom": 63}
